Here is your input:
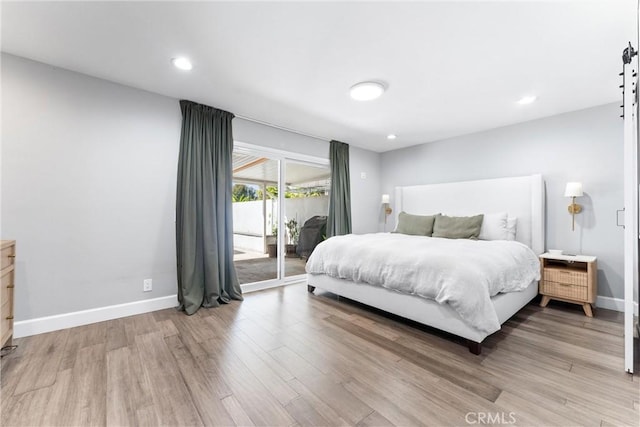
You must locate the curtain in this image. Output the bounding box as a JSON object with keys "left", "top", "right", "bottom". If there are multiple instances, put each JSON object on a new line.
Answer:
{"left": 176, "top": 100, "right": 243, "bottom": 315}
{"left": 327, "top": 140, "right": 352, "bottom": 237}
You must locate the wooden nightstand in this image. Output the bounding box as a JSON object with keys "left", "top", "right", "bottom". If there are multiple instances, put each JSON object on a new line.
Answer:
{"left": 539, "top": 253, "right": 597, "bottom": 317}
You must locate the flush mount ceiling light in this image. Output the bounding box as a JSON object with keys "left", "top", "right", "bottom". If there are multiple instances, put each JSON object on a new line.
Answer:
{"left": 171, "top": 57, "right": 193, "bottom": 71}
{"left": 516, "top": 95, "right": 537, "bottom": 105}
{"left": 350, "top": 81, "right": 386, "bottom": 101}
{"left": 387, "top": 134, "right": 397, "bottom": 140}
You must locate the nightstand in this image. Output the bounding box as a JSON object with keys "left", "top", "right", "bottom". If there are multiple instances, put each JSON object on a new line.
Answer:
{"left": 539, "top": 253, "right": 597, "bottom": 317}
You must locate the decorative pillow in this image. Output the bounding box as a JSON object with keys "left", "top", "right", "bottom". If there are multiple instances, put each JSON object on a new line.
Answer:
{"left": 506, "top": 217, "right": 517, "bottom": 241}
{"left": 478, "top": 212, "right": 509, "bottom": 241}
{"left": 394, "top": 211, "right": 437, "bottom": 236}
{"left": 432, "top": 214, "right": 484, "bottom": 239}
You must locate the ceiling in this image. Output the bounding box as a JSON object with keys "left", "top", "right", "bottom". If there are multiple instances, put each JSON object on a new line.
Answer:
{"left": 233, "top": 153, "right": 330, "bottom": 186}
{"left": 1, "top": 1, "right": 636, "bottom": 152}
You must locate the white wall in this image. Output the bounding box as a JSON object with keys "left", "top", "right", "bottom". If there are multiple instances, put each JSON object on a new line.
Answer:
{"left": 1, "top": 54, "right": 381, "bottom": 322}
{"left": 381, "top": 103, "right": 623, "bottom": 299}
{"left": 1, "top": 54, "right": 182, "bottom": 320}
{"left": 234, "top": 118, "right": 329, "bottom": 159}
{"left": 350, "top": 146, "right": 382, "bottom": 234}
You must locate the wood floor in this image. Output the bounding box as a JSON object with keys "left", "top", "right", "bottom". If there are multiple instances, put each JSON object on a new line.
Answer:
{"left": 234, "top": 256, "right": 307, "bottom": 285}
{"left": 1, "top": 283, "right": 638, "bottom": 426}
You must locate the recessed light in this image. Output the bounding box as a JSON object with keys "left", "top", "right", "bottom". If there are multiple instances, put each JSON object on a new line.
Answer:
{"left": 387, "top": 134, "right": 397, "bottom": 140}
{"left": 350, "top": 81, "right": 386, "bottom": 101}
{"left": 516, "top": 95, "right": 537, "bottom": 105}
{"left": 171, "top": 57, "right": 193, "bottom": 71}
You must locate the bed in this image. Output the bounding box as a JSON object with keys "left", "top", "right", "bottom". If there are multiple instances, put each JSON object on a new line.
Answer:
{"left": 306, "top": 174, "right": 545, "bottom": 354}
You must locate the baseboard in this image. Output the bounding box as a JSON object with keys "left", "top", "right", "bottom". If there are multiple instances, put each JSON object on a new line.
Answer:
{"left": 14, "top": 279, "right": 308, "bottom": 338}
{"left": 14, "top": 289, "right": 634, "bottom": 338}
{"left": 596, "top": 296, "right": 639, "bottom": 315}
{"left": 241, "top": 276, "right": 306, "bottom": 293}
{"left": 14, "top": 294, "right": 178, "bottom": 338}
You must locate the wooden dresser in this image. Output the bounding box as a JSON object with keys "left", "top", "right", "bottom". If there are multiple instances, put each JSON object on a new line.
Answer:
{"left": 1, "top": 240, "right": 16, "bottom": 348}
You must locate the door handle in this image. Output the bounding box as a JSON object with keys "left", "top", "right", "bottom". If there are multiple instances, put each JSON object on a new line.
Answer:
{"left": 617, "top": 209, "right": 625, "bottom": 228}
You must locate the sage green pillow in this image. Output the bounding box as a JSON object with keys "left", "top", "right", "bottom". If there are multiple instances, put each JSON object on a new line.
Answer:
{"left": 394, "top": 211, "right": 437, "bottom": 236}
{"left": 432, "top": 214, "right": 484, "bottom": 239}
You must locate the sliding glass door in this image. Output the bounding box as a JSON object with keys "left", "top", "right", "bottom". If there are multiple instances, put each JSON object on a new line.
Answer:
{"left": 283, "top": 160, "right": 330, "bottom": 278}
{"left": 232, "top": 143, "right": 329, "bottom": 288}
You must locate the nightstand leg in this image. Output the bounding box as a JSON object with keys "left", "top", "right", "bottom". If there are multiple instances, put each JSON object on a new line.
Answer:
{"left": 540, "top": 295, "right": 551, "bottom": 307}
{"left": 582, "top": 303, "right": 593, "bottom": 317}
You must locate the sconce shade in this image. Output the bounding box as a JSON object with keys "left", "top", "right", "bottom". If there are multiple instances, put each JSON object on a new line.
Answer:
{"left": 564, "top": 182, "right": 583, "bottom": 198}
{"left": 381, "top": 194, "right": 390, "bottom": 204}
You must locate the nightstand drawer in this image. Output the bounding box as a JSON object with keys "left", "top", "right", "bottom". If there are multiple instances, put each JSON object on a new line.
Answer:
{"left": 541, "top": 280, "right": 588, "bottom": 301}
{"left": 543, "top": 269, "right": 587, "bottom": 286}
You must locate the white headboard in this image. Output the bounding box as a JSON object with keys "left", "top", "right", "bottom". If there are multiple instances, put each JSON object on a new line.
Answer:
{"left": 394, "top": 174, "right": 545, "bottom": 254}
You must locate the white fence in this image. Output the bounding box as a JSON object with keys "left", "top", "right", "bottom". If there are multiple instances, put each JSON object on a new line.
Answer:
{"left": 233, "top": 196, "right": 328, "bottom": 253}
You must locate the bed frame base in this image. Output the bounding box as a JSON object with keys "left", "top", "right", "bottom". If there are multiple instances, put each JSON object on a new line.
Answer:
{"left": 309, "top": 281, "right": 485, "bottom": 354}
{"left": 306, "top": 274, "right": 538, "bottom": 356}
{"left": 467, "top": 341, "right": 482, "bottom": 355}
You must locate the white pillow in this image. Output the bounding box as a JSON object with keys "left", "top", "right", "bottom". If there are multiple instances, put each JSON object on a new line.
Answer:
{"left": 479, "top": 212, "right": 508, "bottom": 240}
{"left": 506, "top": 217, "right": 517, "bottom": 241}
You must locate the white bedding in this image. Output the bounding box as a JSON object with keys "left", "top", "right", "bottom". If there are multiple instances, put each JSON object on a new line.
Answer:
{"left": 306, "top": 233, "right": 540, "bottom": 334}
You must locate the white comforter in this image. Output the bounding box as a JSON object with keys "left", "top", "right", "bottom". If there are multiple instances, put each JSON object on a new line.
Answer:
{"left": 306, "top": 233, "right": 540, "bottom": 334}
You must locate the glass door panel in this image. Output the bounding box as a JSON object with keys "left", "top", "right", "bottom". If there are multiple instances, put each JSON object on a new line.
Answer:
{"left": 232, "top": 153, "right": 280, "bottom": 285}
{"left": 283, "top": 160, "right": 331, "bottom": 278}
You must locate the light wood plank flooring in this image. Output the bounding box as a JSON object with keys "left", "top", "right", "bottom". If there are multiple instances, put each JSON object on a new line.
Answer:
{"left": 1, "top": 283, "right": 638, "bottom": 426}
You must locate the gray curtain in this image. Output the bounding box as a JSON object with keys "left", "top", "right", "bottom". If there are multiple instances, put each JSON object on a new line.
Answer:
{"left": 176, "top": 100, "right": 242, "bottom": 315}
{"left": 327, "top": 140, "right": 352, "bottom": 237}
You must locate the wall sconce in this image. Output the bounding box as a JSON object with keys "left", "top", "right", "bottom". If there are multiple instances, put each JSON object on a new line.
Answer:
{"left": 564, "top": 182, "right": 583, "bottom": 231}
{"left": 381, "top": 194, "right": 392, "bottom": 224}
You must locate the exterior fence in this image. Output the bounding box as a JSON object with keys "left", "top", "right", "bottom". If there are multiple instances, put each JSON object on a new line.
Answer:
{"left": 233, "top": 195, "right": 328, "bottom": 253}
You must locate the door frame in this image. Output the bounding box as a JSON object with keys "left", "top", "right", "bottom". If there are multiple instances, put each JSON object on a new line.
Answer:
{"left": 623, "top": 55, "right": 638, "bottom": 374}
{"left": 234, "top": 141, "right": 329, "bottom": 293}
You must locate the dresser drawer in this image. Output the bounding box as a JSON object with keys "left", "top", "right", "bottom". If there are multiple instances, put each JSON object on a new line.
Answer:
{"left": 543, "top": 269, "right": 587, "bottom": 287}
{"left": 541, "top": 280, "right": 588, "bottom": 301}
{"left": 0, "top": 241, "right": 16, "bottom": 347}
{"left": 1, "top": 244, "right": 15, "bottom": 270}
{"left": 0, "top": 267, "right": 13, "bottom": 306}
{"left": 0, "top": 300, "right": 11, "bottom": 344}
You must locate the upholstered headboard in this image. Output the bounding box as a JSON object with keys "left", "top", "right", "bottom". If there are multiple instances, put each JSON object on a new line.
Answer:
{"left": 394, "top": 174, "right": 545, "bottom": 254}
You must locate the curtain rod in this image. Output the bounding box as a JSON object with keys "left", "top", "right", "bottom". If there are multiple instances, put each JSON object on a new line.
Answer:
{"left": 234, "top": 114, "right": 331, "bottom": 143}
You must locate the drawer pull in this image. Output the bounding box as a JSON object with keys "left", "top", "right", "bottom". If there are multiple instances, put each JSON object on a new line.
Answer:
{"left": 7, "top": 255, "right": 15, "bottom": 258}
{"left": 6, "top": 316, "right": 13, "bottom": 320}
{"left": 6, "top": 285, "right": 14, "bottom": 289}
